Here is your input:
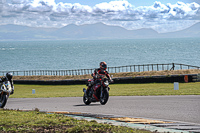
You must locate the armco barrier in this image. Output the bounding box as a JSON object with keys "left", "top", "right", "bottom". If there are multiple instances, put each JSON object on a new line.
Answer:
{"left": 13, "top": 74, "right": 198, "bottom": 85}
{"left": 14, "top": 79, "right": 87, "bottom": 85}
{"left": 113, "top": 74, "right": 196, "bottom": 84}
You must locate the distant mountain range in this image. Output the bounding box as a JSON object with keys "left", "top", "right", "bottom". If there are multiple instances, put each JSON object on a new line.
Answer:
{"left": 0, "top": 22, "right": 199, "bottom": 40}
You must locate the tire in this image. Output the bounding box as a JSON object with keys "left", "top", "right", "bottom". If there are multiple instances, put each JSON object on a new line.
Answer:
{"left": 0, "top": 93, "right": 8, "bottom": 108}
{"left": 100, "top": 89, "right": 109, "bottom": 105}
{"left": 83, "top": 94, "right": 91, "bottom": 105}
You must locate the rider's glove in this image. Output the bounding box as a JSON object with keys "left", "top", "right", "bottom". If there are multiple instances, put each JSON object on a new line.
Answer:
{"left": 109, "top": 79, "right": 114, "bottom": 83}
{"left": 0, "top": 77, "right": 5, "bottom": 82}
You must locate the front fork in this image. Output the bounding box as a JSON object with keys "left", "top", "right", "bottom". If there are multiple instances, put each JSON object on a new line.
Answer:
{"left": 0, "top": 91, "right": 8, "bottom": 101}
{"left": 100, "top": 86, "right": 103, "bottom": 99}
{"left": 100, "top": 86, "right": 109, "bottom": 99}
{"left": 0, "top": 91, "right": 2, "bottom": 101}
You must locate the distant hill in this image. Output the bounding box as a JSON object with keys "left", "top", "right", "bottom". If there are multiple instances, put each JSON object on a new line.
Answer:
{"left": 0, "top": 22, "right": 199, "bottom": 40}
{"left": 54, "top": 23, "right": 159, "bottom": 39}
{"left": 0, "top": 24, "right": 56, "bottom": 40}
{"left": 161, "top": 22, "right": 200, "bottom": 38}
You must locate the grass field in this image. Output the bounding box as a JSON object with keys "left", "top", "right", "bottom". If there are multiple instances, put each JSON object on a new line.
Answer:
{"left": 10, "top": 82, "right": 200, "bottom": 98}
{"left": 0, "top": 109, "right": 151, "bottom": 133}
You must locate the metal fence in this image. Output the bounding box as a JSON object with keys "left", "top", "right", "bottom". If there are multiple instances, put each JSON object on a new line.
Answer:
{"left": 0, "top": 63, "right": 199, "bottom": 76}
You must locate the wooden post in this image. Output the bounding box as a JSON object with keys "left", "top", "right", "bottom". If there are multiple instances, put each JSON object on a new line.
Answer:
{"left": 134, "top": 65, "right": 135, "bottom": 72}
{"left": 143, "top": 65, "right": 144, "bottom": 72}
{"left": 157, "top": 64, "right": 159, "bottom": 71}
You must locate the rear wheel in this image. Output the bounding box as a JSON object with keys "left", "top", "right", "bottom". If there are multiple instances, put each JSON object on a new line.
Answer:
{"left": 0, "top": 93, "right": 8, "bottom": 108}
{"left": 83, "top": 94, "right": 91, "bottom": 105}
{"left": 100, "top": 89, "right": 109, "bottom": 105}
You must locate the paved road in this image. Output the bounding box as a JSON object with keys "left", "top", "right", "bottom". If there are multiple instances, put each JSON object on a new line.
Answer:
{"left": 5, "top": 95, "right": 200, "bottom": 124}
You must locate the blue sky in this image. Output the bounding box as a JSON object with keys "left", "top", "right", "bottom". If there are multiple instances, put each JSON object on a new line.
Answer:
{"left": 54, "top": 0, "right": 200, "bottom": 7}
{"left": 0, "top": 0, "right": 200, "bottom": 33}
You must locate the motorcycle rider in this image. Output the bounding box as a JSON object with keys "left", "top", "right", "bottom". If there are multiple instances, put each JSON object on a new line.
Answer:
{"left": 0, "top": 72, "right": 14, "bottom": 94}
{"left": 92, "top": 61, "right": 112, "bottom": 81}
{"left": 86, "top": 61, "right": 112, "bottom": 96}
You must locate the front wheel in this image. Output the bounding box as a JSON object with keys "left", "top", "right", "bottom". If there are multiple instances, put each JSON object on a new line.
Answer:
{"left": 83, "top": 94, "right": 91, "bottom": 105}
{"left": 0, "top": 93, "right": 8, "bottom": 108}
{"left": 100, "top": 89, "right": 109, "bottom": 105}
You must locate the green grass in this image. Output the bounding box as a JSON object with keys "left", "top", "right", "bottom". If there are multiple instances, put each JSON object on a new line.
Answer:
{"left": 11, "top": 84, "right": 83, "bottom": 98}
{"left": 10, "top": 82, "right": 200, "bottom": 98}
{"left": 110, "top": 82, "right": 200, "bottom": 96}
{"left": 0, "top": 109, "right": 151, "bottom": 133}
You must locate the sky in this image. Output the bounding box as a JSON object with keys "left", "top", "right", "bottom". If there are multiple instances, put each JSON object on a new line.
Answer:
{"left": 54, "top": 0, "right": 200, "bottom": 7}
{"left": 0, "top": 0, "right": 200, "bottom": 33}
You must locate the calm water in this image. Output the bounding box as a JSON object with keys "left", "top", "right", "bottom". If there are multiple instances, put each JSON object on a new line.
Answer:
{"left": 0, "top": 38, "right": 200, "bottom": 71}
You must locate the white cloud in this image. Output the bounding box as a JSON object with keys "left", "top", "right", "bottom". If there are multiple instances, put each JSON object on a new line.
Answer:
{"left": 94, "top": 1, "right": 133, "bottom": 12}
{"left": 0, "top": 0, "right": 200, "bottom": 33}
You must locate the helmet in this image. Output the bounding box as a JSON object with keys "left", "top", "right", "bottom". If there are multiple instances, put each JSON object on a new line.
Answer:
{"left": 100, "top": 61, "right": 107, "bottom": 70}
{"left": 6, "top": 72, "right": 13, "bottom": 80}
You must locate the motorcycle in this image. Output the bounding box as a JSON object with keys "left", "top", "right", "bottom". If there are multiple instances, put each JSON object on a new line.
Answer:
{"left": 0, "top": 80, "right": 12, "bottom": 108}
{"left": 83, "top": 75, "right": 113, "bottom": 105}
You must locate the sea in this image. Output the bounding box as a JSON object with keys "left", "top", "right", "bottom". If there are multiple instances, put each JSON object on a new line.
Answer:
{"left": 0, "top": 38, "right": 200, "bottom": 72}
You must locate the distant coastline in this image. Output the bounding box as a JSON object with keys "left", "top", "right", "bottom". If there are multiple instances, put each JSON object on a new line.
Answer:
{"left": 0, "top": 22, "right": 199, "bottom": 41}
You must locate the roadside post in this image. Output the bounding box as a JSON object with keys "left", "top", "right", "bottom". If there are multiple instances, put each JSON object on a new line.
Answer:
{"left": 32, "top": 89, "right": 36, "bottom": 94}
{"left": 174, "top": 82, "right": 179, "bottom": 90}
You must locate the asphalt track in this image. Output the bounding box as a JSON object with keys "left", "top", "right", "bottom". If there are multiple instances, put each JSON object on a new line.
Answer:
{"left": 5, "top": 95, "right": 200, "bottom": 125}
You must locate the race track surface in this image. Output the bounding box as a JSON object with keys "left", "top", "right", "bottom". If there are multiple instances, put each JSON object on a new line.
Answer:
{"left": 5, "top": 95, "right": 200, "bottom": 125}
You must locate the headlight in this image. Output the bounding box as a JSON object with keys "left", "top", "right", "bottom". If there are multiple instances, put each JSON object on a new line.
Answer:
{"left": 104, "top": 81, "right": 109, "bottom": 86}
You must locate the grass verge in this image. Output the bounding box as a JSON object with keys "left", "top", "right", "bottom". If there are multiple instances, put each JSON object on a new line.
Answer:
{"left": 0, "top": 109, "right": 151, "bottom": 133}
{"left": 12, "top": 69, "right": 200, "bottom": 81}
{"left": 10, "top": 82, "right": 200, "bottom": 98}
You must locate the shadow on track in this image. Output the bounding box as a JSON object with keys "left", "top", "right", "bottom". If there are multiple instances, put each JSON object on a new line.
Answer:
{"left": 74, "top": 104, "right": 101, "bottom": 107}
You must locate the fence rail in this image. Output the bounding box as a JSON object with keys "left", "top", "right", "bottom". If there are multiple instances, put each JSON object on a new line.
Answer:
{"left": 0, "top": 63, "right": 199, "bottom": 76}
